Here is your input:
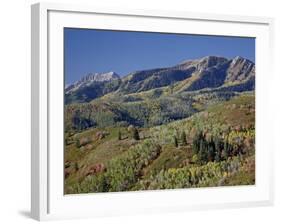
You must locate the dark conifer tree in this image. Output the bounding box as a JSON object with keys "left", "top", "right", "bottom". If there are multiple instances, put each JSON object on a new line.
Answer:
{"left": 192, "top": 131, "right": 203, "bottom": 154}
{"left": 215, "top": 149, "right": 221, "bottom": 162}
{"left": 118, "top": 130, "right": 122, "bottom": 140}
{"left": 174, "top": 136, "right": 178, "bottom": 148}
{"left": 198, "top": 139, "right": 208, "bottom": 163}
{"left": 181, "top": 131, "right": 187, "bottom": 146}
{"left": 132, "top": 128, "right": 140, "bottom": 140}
{"left": 208, "top": 145, "right": 215, "bottom": 161}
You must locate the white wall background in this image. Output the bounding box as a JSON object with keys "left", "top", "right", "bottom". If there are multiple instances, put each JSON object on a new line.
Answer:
{"left": 0, "top": 0, "right": 279, "bottom": 223}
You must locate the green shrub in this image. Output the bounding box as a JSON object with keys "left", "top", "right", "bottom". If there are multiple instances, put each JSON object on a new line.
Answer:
{"left": 74, "top": 140, "right": 162, "bottom": 193}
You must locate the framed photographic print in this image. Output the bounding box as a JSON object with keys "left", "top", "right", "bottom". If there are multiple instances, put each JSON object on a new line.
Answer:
{"left": 31, "top": 2, "right": 274, "bottom": 221}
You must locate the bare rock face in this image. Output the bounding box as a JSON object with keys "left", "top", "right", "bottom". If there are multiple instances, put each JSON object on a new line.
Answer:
{"left": 66, "top": 71, "right": 120, "bottom": 94}
{"left": 176, "top": 56, "right": 227, "bottom": 71}
{"left": 226, "top": 56, "right": 255, "bottom": 83}
{"left": 196, "top": 56, "right": 229, "bottom": 72}
{"left": 80, "top": 71, "right": 120, "bottom": 82}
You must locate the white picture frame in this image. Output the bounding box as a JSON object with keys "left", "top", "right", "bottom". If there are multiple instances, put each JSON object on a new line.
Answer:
{"left": 31, "top": 2, "right": 275, "bottom": 221}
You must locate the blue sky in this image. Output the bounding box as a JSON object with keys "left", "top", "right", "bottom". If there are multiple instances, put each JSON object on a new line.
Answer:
{"left": 64, "top": 28, "right": 255, "bottom": 84}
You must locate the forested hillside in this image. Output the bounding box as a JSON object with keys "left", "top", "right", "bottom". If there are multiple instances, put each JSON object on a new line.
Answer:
{"left": 64, "top": 56, "right": 255, "bottom": 194}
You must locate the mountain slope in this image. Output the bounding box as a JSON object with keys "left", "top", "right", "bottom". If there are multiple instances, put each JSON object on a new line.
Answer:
{"left": 65, "top": 72, "right": 121, "bottom": 104}
{"left": 65, "top": 56, "right": 255, "bottom": 104}
{"left": 225, "top": 56, "right": 255, "bottom": 83}
{"left": 66, "top": 71, "right": 120, "bottom": 93}
{"left": 64, "top": 93, "right": 255, "bottom": 194}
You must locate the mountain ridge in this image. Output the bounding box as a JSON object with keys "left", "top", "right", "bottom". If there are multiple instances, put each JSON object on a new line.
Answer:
{"left": 65, "top": 56, "right": 255, "bottom": 104}
{"left": 66, "top": 71, "right": 120, "bottom": 94}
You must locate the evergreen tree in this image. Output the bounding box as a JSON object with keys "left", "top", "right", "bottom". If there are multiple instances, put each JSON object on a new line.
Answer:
{"left": 198, "top": 139, "right": 207, "bottom": 163}
{"left": 209, "top": 136, "right": 215, "bottom": 150}
{"left": 215, "top": 149, "right": 221, "bottom": 162}
{"left": 132, "top": 128, "right": 140, "bottom": 140}
{"left": 223, "top": 139, "right": 230, "bottom": 159}
{"left": 208, "top": 145, "right": 215, "bottom": 161}
{"left": 214, "top": 137, "right": 220, "bottom": 153}
{"left": 192, "top": 138, "right": 199, "bottom": 154}
{"left": 118, "top": 130, "right": 122, "bottom": 140}
{"left": 181, "top": 131, "right": 187, "bottom": 145}
{"left": 224, "top": 139, "right": 228, "bottom": 152}
{"left": 221, "top": 149, "right": 226, "bottom": 160}
{"left": 227, "top": 143, "right": 233, "bottom": 157}
{"left": 192, "top": 131, "right": 203, "bottom": 154}
{"left": 173, "top": 136, "right": 178, "bottom": 148}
